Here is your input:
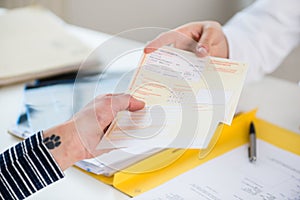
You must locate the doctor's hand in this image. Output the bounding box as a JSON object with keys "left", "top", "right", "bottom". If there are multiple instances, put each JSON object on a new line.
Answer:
{"left": 144, "top": 21, "right": 229, "bottom": 58}
{"left": 43, "top": 94, "right": 145, "bottom": 170}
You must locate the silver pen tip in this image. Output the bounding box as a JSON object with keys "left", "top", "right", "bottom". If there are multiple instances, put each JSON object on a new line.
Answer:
{"left": 249, "top": 156, "right": 256, "bottom": 163}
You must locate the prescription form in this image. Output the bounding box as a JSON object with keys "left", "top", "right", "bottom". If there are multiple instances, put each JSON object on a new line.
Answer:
{"left": 98, "top": 46, "right": 248, "bottom": 150}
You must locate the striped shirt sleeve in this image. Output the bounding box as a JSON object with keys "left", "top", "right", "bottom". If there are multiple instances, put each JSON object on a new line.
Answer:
{"left": 0, "top": 131, "right": 65, "bottom": 199}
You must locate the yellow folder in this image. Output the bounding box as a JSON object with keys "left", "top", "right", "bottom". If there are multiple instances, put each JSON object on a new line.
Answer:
{"left": 75, "top": 110, "right": 300, "bottom": 197}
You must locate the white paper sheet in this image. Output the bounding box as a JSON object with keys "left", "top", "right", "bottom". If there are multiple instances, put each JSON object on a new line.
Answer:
{"left": 132, "top": 140, "right": 300, "bottom": 200}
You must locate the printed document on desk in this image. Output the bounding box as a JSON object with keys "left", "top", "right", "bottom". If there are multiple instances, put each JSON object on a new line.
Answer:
{"left": 99, "top": 46, "right": 248, "bottom": 150}
{"left": 132, "top": 139, "right": 300, "bottom": 199}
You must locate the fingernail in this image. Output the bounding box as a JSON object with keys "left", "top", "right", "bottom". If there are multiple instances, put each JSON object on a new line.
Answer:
{"left": 138, "top": 99, "right": 146, "bottom": 107}
{"left": 144, "top": 47, "right": 156, "bottom": 54}
{"left": 196, "top": 46, "right": 208, "bottom": 57}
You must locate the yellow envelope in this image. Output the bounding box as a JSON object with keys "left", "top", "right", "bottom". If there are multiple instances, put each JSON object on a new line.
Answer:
{"left": 75, "top": 110, "right": 300, "bottom": 197}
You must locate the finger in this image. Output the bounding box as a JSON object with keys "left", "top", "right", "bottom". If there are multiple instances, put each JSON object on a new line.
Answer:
{"left": 144, "top": 31, "right": 178, "bottom": 54}
{"left": 110, "top": 94, "right": 145, "bottom": 112}
{"left": 196, "top": 26, "right": 218, "bottom": 57}
{"left": 173, "top": 37, "right": 198, "bottom": 54}
{"left": 128, "top": 96, "right": 145, "bottom": 111}
{"left": 196, "top": 45, "right": 209, "bottom": 58}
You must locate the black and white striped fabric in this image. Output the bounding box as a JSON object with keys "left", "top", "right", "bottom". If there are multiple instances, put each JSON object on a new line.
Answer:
{"left": 0, "top": 131, "right": 64, "bottom": 199}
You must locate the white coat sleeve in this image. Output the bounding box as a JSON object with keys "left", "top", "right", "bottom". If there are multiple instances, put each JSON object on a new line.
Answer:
{"left": 223, "top": 0, "right": 300, "bottom": 82}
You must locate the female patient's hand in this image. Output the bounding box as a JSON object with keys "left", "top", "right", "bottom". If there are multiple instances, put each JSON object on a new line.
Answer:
{"left": 43, "top": 94, "right": 145, "bottom": 170}
{"left": 144, "top": 21, "right": 229, "bottom": 58}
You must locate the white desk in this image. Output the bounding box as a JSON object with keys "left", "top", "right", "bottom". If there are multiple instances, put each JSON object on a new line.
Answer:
{"left": 0, "top": 25, "right": 299, "bottom": 200}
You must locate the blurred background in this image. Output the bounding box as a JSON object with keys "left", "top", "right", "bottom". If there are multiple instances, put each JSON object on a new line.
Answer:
{"left": 1, "top": 0, "right": 299, "bottom": 83}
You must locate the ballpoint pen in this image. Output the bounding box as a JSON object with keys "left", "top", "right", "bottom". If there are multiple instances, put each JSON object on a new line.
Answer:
{"left": 248, "top": 122, "right": 257, "bottom": 163}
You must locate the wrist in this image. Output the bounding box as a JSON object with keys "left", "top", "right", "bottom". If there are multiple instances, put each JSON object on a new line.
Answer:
{"left": 43, "top": 120, "right": 86, "bottom": 170}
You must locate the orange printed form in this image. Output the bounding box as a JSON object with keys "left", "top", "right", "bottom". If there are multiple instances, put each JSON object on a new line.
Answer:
{"left": 98, "top": 46, "right": 248, "bottom": 150}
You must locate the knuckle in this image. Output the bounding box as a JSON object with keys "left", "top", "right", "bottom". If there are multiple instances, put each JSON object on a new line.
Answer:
{"left": 103, "top": 98, "right": 112, "bottom": 107}
{"left": 103, "top": 93, "right": 112, "bottom": 99}
{"left": 205, "top": 25, "right": 217, "bottom": 33}
{"left": 204, "top": 22, "right": 222, "bottom": 32}
{"left": 205, "top": 21, "right": 221, "bottom": 28}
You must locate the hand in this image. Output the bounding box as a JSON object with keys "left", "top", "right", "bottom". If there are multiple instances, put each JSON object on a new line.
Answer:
{"left": 43, "top": 94, "right": 145, "bottom": 170}
{"left": 144, "top": 21, "right": 229, "bottom": 58}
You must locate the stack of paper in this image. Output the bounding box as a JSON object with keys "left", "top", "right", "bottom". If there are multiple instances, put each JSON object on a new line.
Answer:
{"left": 76, "top": 146, "right": 162, "bottom": 176}
{"left": 0, "top": 7, "right": 93, "bottom": 85}
{"left": 99, "top": 46, "right": 248, "bottom": 150}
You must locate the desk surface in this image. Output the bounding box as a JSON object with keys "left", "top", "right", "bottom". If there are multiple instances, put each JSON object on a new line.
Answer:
{"left": 0, "top": 25, "right": 299, "bottom": 200}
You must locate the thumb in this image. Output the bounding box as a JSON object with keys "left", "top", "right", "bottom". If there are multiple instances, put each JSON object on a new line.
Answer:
{"left": 195, "top": 28, "right": 214, "bottom": 57}
{"left": 112, "top": 94, "right": 145, "bottom": 112}
{"left": 128, "top": 96, "right": 146, "bottom": 111}
{"left": 196, "top": 44, "right": 209, "bottom": 58}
